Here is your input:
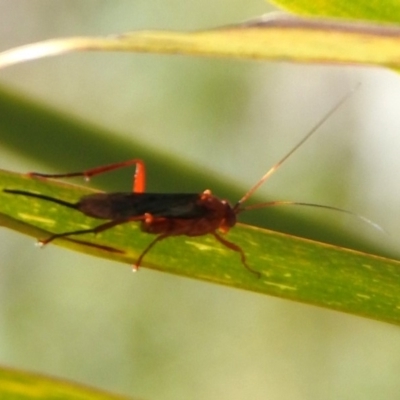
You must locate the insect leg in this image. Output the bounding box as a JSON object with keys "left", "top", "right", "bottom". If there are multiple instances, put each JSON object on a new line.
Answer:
{"left": 67, "top": 238, "right": 124, "bottom": 254}
{"left": 39, "top": 218, "right": 135, "bottom": 245}
{"left": 213, "top": 232, "right": 260, "bottom": 278}
{"left": 29, "top": 159, "right": 146, "bottom": 193}
{"left": 134, "top": 233, "right": 170, "bottom": 270}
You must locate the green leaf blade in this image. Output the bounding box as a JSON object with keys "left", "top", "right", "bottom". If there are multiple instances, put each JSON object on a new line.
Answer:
{"left": 2, "top": 168, "right": 400, "bottom": 326}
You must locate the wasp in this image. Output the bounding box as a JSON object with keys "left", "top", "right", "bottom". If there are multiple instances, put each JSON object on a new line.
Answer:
{"left": 5, "top": 89, "right": 375, "bottom": 277}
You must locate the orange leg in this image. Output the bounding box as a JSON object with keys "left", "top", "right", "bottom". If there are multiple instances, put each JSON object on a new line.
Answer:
{"left": 29, "top": 159, "right": 146, "bottom": 193}
{"left": 213, "top": 232, "right": 260, "bottom": 278}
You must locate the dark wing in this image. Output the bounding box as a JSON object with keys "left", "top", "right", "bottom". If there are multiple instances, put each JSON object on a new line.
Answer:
{"left": 78, "top": 192, "right": 208, "bottom": 220}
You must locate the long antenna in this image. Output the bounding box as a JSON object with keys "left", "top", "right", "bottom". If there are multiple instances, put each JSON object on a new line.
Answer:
{"left": 234, "top": 84, "right": 360, "bottom": 209}
{"left": 239, "top": 200, "right": 385, "bottom": 234}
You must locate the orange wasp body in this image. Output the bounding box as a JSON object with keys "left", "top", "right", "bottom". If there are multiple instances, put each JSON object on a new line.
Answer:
{"left": 5, "top": 89, "right": 372, "bottom": 277}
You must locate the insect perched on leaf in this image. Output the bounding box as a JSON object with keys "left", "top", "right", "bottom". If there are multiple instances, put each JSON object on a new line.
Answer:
{"left": 4, "top": 88, "right": 378, "bottom": 278}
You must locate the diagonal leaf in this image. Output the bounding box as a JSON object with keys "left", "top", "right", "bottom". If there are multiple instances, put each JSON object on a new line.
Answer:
{"left": 1, "top": 15, "right": 400, "bottom": 69}
{"left": 0, "top": 366, "right": 132, "bottom": 399}
{"left": 2, "top": 168, "right": 400, "bottom": 326}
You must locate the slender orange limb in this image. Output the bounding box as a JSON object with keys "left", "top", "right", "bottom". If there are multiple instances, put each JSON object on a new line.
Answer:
{"left": 213, "top": 232, "right": 260, "bottom": 278}
{"left": 29, "top": 159, "right": 146, "bottom": 193}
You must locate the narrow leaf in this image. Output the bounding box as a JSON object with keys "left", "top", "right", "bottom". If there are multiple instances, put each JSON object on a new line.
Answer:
{"left": 1, "top": 168, "right": 400, "bottom": 326}
{"left": 1, "top": 15, "right": 400, "bottom": 69}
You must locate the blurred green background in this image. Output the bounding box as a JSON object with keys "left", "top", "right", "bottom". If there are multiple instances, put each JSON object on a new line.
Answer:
{"left": 1, "top": 1, "right": 400, "bottom": 399}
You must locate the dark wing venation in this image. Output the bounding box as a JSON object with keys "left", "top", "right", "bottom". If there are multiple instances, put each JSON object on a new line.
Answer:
{"left": 78, "top": 192, "right": 208, "bottom": 219}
